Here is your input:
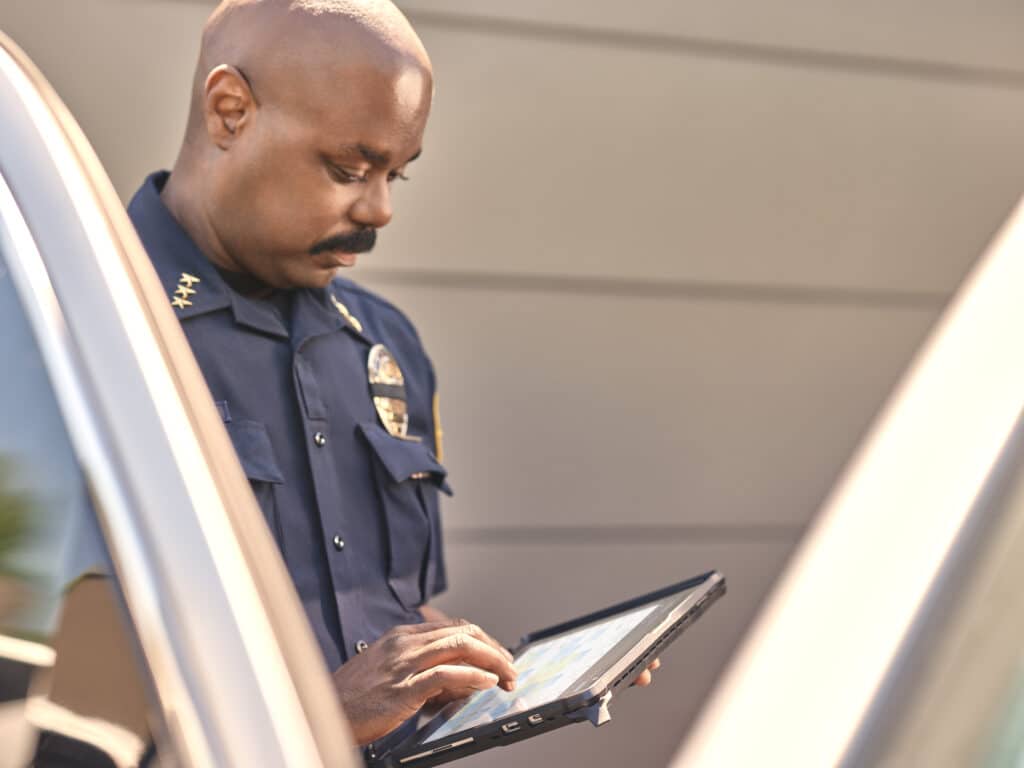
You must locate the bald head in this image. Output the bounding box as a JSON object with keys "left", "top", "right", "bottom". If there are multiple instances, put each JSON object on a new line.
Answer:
{"left": 164, "top": 0, "right": 434, "bottom": 289}
{"left": 184, "top": 0, "right": 431, "bottom": 143}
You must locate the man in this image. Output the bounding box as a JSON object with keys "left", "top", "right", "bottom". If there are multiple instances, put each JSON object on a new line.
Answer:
{"left": 127, "top": 0, "right": 655, "bottom": 752}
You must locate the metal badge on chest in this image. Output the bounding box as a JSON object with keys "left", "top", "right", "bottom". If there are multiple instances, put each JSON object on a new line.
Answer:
{"left": 367, "top": 343, "right": 412, "bottom": 440}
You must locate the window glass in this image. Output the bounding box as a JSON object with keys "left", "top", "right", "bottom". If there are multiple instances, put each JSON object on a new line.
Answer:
{"left": 0, "top": 215, "right": 163, "bottom": 767}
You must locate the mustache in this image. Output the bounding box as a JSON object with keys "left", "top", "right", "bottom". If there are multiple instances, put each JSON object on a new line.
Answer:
{"left": 309, "top": 228, "right": 377, "bottom": 256}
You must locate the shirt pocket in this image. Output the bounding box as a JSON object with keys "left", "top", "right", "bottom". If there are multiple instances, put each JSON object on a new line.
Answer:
{"left": 224, "top": 418, "right": 286, "bottom": 546}
{"left": 358, "top": 422, "right": 451, "bottom": 611}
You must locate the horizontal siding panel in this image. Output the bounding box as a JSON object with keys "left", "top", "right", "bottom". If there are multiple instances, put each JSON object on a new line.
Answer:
{"left": 355, "top": 280, "right": 939, "bottom": 528}
{"left": 376, "top": 24, "right": 1022, "bottom": 294}
{"left": 433, "top": 537, "right": 799, "bottom": 768}
{"left": 399, "top": 1, "right": 1024, "bottom": 75}
{"left": 3, "top": 3, "right": 1017, "bottom": 295}
{"left": 0, "top": 0, "right": 205, "bottom": 198}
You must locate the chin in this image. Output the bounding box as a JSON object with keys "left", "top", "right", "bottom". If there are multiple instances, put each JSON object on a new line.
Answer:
{"left": 304, "top": 266, "right": 339, "bottom": 289}
{"left": 274, "top": 260, "right": 335, "bottom": 289}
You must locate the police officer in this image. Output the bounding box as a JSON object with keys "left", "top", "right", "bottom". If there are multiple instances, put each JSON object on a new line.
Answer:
{"left": 127, "top": 0, "right": 658, "bottom": 752}
{"left": 126, "top": 0, "right": 518, "bottom": 749}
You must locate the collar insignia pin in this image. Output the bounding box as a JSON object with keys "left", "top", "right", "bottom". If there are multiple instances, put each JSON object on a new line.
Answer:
{"left": 170, "top": 273, "right": 201, "bottom": 310}
{"left": 331, "top": 294, "right": 364, "bottom": 334}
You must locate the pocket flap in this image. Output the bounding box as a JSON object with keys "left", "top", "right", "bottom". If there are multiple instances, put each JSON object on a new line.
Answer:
{"left": 226, "top": 420, "right": 285, "bottom": 484}
{"left": 359, "top": 422, "right": 452, "bottom": 495}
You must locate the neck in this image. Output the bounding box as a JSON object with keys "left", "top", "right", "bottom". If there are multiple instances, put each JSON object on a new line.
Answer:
{"left": 215, "top": 264, "right": 277, "bottom": 299}
{"left": 160, "top": 163, "right": 244, "bottom": 275}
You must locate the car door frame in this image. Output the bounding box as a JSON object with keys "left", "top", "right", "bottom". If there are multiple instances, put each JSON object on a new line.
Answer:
{"left": 0, "top": 31, "right": 357, "bottom": 768}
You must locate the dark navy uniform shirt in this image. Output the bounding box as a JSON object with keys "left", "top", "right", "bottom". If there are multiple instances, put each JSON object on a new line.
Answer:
{"left": 128, "top": 172, "right": 450, "bottom": 672}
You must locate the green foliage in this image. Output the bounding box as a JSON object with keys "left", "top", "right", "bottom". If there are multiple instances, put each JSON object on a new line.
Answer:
{"left": 0, "top": 458, "right": 34, "bottom": 577}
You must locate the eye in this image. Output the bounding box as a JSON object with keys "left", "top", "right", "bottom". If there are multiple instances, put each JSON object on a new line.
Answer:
{"left": 327, "top": 163, "right": 367, "bottom": 184}
{"left": 388, "top": 170, "right": 410, "bottom": 184}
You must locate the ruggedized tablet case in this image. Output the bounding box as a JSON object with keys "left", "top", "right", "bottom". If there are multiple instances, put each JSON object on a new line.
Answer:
{"left": 371, "top": 571, "right": 726, "bottom": 768}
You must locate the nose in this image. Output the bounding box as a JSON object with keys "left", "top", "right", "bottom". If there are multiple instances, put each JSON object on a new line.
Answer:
{"left": 350, "top": 176, "right": 393, "bottom": 229}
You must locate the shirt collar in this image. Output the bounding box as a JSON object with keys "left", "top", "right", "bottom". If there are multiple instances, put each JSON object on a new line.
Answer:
{"left": 128, "top": 171, "right": 233, "bottom": 321}
{"left": 128, "top": 171, "right": 376, "bottom": 345}
{"left": 291, "top": 285, "right": 375, "bottom": 351}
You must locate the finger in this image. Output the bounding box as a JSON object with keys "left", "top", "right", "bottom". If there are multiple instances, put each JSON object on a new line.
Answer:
{"left": 632, "top": 669, "right": 653, "bottom": 687}
{"left": 382, "top": 620, "right": 504, "bottom": 651}
{"left": 452, "top": 619, "right": 515, "bottom": 662}
{"left": 414, "top": 623, "right": 516, "bottom": 667}
{"left": 648, "top": 658, "right": 661, "bottom": 672}
{"left": 389, "top": 621, "right": 459, "bottom": 636}
{"left": 410, "top": 634, "right": 518, "bottom": 686}
{"left": 407, "top": 664, "right": 501, "bottom": 703}
{"left": 426, "top": 687, "right": 484, "bottom": 708}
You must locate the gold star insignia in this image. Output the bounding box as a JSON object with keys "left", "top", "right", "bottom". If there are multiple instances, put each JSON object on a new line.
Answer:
{"left": 171, "top": 273, "right": 201, "bottom": 309}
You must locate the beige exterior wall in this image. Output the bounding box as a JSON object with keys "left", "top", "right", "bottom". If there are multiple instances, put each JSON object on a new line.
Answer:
{"left": 2, "top": 2, "right": 1021, "bottom": 766}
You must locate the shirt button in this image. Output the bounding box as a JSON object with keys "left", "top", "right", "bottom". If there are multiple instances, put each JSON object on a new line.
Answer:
{"left": 355, "top": 640, "right": 369, "bottom": 654}
{"left": 313, "top": 431, "right": 327, "bottom": 447}
{"left": 332, "top": 535, "right": 345, "bottom": 551}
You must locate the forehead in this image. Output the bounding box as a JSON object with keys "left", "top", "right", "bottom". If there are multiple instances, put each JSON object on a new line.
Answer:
{"left": 286, "top": 56, "right": 432, "bottom": 156}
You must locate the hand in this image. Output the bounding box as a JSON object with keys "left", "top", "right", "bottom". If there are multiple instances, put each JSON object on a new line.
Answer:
{"left": 632, "top": 658, "right": 661, "bottom": 687}
{"left": 332, "top": 619, "right": 518, "bottom": 746}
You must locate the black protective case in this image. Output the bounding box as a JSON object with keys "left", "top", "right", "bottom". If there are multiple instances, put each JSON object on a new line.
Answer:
{"left": 370, "top": 571, "right": 727, "bottom": 768}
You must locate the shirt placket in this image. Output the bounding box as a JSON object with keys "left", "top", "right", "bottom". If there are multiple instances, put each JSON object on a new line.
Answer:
{"left": 292, "top": 303, "right": 376, "bottom": 663}
{"left": 292, "top": 349, "right": 363, "bottom": 661}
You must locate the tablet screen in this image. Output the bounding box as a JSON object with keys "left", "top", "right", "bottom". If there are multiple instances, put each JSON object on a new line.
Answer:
{"left": 422, "top": 603, "right": 660, "bottom": 743}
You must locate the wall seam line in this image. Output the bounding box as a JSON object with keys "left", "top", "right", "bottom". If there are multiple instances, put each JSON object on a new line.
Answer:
{"left": 445, "top": 525, "right": 807, "bottom": 545}
{"left": 403, "top": 8, "right": 1024, "bottom": 91}
{"left": 358, "top": 268, "right": 951, "bottom": 310}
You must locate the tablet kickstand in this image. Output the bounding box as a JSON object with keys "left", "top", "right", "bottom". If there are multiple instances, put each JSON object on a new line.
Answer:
{"left": 570, "top": 691, "right": 613, "bottom": 728}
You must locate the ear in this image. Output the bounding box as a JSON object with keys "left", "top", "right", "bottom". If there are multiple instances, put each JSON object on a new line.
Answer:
{"left": 203, "top": 65, "right": 256, "bottom": 149}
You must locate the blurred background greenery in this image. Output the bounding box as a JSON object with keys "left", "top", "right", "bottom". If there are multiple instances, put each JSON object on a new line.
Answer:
{"left": 0, "top": 456, "right": 39, "bottom": 636}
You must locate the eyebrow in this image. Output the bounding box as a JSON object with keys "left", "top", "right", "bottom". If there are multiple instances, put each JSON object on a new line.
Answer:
{"left": 339, "top": 144, "right": 422, "bottom": 167}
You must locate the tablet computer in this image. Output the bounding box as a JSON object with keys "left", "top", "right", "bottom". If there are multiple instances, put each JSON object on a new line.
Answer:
{"left": 371, "top": 570, "right": 726, "bottom": 768}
